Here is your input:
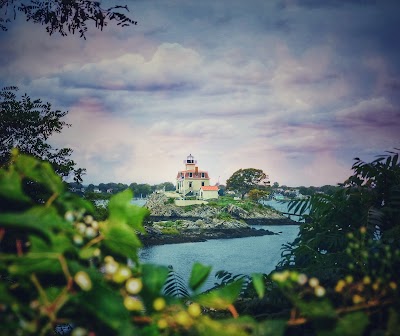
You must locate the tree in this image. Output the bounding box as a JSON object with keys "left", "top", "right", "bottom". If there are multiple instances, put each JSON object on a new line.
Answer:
{"left": 279, "top": 150, "right": 400, "bottom": 283}
{"left": 0, "top": 0, "right": 137, "bottom": 39}
{"left": 272, "top": 182, "right": 279, "bottom": 188}
{"left": 226, "top": 168, "right": 270, "bottom": 199}
{"left": 248, "top": 189, "right": 269, "bottom": 202}
{"left": 0, "top": 86, "right": 85, "bottom": 182}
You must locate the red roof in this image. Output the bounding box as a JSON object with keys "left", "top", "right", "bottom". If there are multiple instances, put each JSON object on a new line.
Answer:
{"left": 201, "top": 186, "right": 219, "bottom": 191}
{"left": 176, "top": 170, "right": 209, "bottom": 179}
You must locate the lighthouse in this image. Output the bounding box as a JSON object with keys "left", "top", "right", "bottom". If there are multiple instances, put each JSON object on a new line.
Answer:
{"left": 176, "top": 154, "right": 219, "bottom": 199}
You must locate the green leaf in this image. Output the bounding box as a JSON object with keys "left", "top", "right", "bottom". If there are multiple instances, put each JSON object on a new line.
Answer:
{"left": 15, "top": 155, "right": 63, "bottom": 194}
{"left": 0, "top": 169, "right": 30, "bottom": 202}
{"left": 196, "top": 316, "right": 256, "bottom": 336}
{"left": 189, "top": 262, "right": 212, "bottom": 292}
{"left": 68, "top": 262, "right": 136, "bottom": 334}
{"left": 101, "top": 222, "right": 142, "bottom": 263}
{"left": 195, "top": 279, "right": 244, "bottom": 310}
{"left": 108, "top": 189, "right": 148, "bottom": 233}
{"left": 318, "top": 312, "right": 368, "bottom": 336}
{"left": 254, "top": 319, "right": 286, "bottom": 336}
{"left": 79, "top": 247, "right": 97, "bottom": 259}
{"left": 141, "top": 263, "right": 169, "bottom": 297}
{"left": 295, "top": 298, "right": 336, "bottom": 320}
{"left": 251, "top": 273, "right": 265, "bottom": 298}
{"left": 8, "top": 255, "right": 62, "bottom": 275}
{"left": 0, "top": 206, "right": 67, "bottom": 241}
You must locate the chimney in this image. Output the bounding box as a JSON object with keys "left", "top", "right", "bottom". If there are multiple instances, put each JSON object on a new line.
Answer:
{"left": 195, "top": 166, "right": 199, "bottom": 174}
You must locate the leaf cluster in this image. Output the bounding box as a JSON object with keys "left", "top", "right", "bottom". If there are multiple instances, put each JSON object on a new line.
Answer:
{"left": 0, "top": 86, "right": 85, "bottom": 182}
{"left": 0, "top": 0, "right": 137, "bottom": 38}
{"left": 226, "top": 168, "right": 270, "bottom": 199}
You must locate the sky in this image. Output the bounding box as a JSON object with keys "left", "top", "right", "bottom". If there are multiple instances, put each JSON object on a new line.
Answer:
{"left": 1, "top": 0, "right": 399, "bottom": 187}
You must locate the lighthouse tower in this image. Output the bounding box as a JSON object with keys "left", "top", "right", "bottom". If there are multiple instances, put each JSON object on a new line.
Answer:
{"left": 184, "top": 153, "right": 197, "bottom": 170}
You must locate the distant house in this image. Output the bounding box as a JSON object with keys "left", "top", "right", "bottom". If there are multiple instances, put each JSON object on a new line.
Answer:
{"left": 93, "top": 188, "right": 101, "bottom": 193}
{"left": 198, "top": 186, "right": 219, "bottom": 200}
{"left": 106, "top": 188, "right": 113, "bottom": 193}
{"left": 176, "top": 154, "right": 218, "bottom": 200}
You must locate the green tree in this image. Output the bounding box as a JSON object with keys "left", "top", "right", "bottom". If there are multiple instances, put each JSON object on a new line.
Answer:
{"left": 0, "top": 0, "right": 137, "bottom": 39}
{"left": 279, "top": 150, "right": 400, "bottom": 283}
{"left": 273, "top": 182, "right": 279, "bottom": 188}
{"left": 0, "top": 86, "right": 85, "bottom": 182}
{"left": 226, "top": 168, "right": 269, "bottom": 199}
{"left": 248, "top": 189, "right": 269, "bottom": 202}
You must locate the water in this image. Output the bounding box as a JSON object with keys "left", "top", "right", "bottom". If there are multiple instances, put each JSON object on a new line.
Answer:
{"left": 262, "top": 199, "right": 308, "bottom": 222}
{"left": 139, "top": 224, "right": 299, "bottom": 291}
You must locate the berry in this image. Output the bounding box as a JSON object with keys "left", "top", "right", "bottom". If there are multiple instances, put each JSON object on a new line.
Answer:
{"left": 314, "top": 285, "right": 326, "bottom": 297}
{"left": 85, "top": 227, "right": 97, "bottom": 239}
{"left": 84, "top": 215, "right": 93, "bottom": 224}
{"left": 74, "top": 271, "right": 92, "bottom": 291}
{"left": 126, "top": 278, "right": 143, "bottom": 294}
{"left": 157, "top": 319, "right": 168, "bottom": 329}
{"left": 124, "top": 296, "right": 143, "bottom": 311}
{"left": 153, "top": 297, "right": 166, "bottom": 311}
{"left": 112, "top": 266, "right": 132, "bottom": 284}
{"left": 188, "top": 303, "right": 201, "bottom": 317}
{"left": 175, "top": 311, "right": 192, "bottom": 327}
{"left": 309, "top": 277, "right": 319, "bottom": 288}
{"left": 105, "top": 262, "right": 118, "bottom": 275}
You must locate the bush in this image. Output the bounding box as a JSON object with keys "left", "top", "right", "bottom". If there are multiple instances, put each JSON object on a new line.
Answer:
{"left": 216, "top": 212, "right": 233, "bottom": 221}
{"left": 1, "top": 150, "right": 399, "bottom": 336}
{"left": 161, "top": 227, "right": 180, "bottom": 235}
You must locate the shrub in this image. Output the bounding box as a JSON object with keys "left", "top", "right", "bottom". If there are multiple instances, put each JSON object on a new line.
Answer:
{"left": 216, "top": 212, "right": 232, "bottom": 221}
{"left": 1, "top": 150, "right": 399, "bottom": 336}
{"left": 161, "top": 227, "right": 180, "bottom": 235}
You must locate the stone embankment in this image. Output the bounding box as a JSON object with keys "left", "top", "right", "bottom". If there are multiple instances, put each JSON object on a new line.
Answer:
{"left": 141, "top": 193, "right": 296, "bottom": 246}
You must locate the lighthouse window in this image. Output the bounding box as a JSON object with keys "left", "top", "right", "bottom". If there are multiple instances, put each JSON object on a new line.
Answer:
{"left": 189, "top": 182, "right": 192, "bottom": 188}
{"left": 201, "top": 182, "right": 205, "bottom": 186}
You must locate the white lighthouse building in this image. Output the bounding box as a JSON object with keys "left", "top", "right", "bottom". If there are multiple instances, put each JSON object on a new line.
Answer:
{"left": 176, "top": 154, "right": 219, "bottom": 200}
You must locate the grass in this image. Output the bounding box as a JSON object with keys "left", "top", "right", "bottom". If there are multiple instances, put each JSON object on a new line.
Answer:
{"left": 216, "top": 212, "right": 233, "bottom": 220}
{"left": 161, "top": 227, "right": 180, "bottom": 235}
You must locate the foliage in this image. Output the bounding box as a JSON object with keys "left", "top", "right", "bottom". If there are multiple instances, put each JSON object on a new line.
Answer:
{"left": 1, "top": 150, "right": 399, "bottom": 336}
{"left": 163, "top": 266, "right": 190, "bottom": 298}
{"left": 161, "top": 227, "right": 180, "bottom": 235}
{"left": 278, "top": 150, "right": 400, "bottom": 283}
{"left": 216, "top": 212, "right": 233, "bottom": 221}
{"left": 0, "top": 86, "right": 85, "bottom": 182}
{"left": 249, "top": 189, "right": 269, "bottom": 202}
{"left": 226, "top": 168, "right": 270, "bottom": 199}
{"left": 0, "top": 151, "right": 253, "bottom": 335}
{"left": 0, "top": 0, "right": 137, "bottom": 38}
{"left": 248, "top": 189, "right": 270, "bottom": 202}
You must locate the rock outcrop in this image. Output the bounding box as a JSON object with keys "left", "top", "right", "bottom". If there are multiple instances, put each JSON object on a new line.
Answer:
{"left": 145, "top": 193, "right": 287, "bottom": 220}
{"left": 142, "top": 193, "right": 296, "bottom": 246}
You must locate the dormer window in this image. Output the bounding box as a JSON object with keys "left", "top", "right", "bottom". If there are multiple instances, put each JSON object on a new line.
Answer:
{"left": 189, "top": 173, "right": 193, "bottom": 177}
{"left": 201, "top": 173, "right": 205, "bottom": 178}
{"left": 181, "top": 173, "right": 184, "bottom": 178}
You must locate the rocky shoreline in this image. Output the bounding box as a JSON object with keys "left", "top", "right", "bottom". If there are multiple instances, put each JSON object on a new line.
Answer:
{"left": 141, "top": 193, "right": 298, "bottom": 246}
{"left": 140, "top": 226, "right": 277, "bottom": 246}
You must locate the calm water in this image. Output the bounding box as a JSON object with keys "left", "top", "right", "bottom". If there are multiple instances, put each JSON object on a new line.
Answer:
{"left": 139, "top": 198, "right": 300, "bottom": 291}
{"left": 129, "top": 198, "right": 300, "bottom": 290}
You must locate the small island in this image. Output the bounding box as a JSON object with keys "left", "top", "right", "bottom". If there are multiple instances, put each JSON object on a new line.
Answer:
{"left": 141, "top": 192, "right": 297, "bottom": 246}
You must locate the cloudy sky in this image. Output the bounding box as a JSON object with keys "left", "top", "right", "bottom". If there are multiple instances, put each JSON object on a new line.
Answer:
{"left": 1, "top": 0, "right": 399, "bottom": 187}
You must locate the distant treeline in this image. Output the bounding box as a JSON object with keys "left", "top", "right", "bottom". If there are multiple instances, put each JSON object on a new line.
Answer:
{"left": 68, "top": 181, "right": 175, "bottom": 198}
